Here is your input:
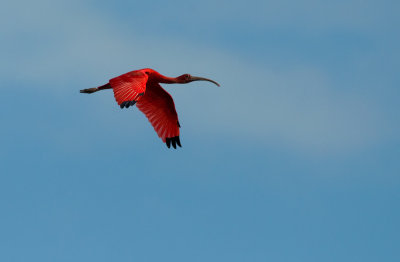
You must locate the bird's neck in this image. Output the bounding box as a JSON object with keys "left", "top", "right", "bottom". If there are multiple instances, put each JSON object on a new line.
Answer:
{"left": 154, "top": 72, "right": 183, "bottom": 84}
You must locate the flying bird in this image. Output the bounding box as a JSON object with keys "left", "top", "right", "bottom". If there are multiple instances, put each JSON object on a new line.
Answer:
{"left": 80, "top": 68, "right": 219, "bottom": 149}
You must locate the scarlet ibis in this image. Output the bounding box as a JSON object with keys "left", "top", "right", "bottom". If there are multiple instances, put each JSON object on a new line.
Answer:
{"left": 80, "top": 68, "right": 219, "bottom": 149}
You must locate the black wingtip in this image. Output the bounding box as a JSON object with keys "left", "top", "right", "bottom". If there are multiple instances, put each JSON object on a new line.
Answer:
{"left": 176, "top": 136, "right": 182, "bottom": 147}
{"left": 120, "top": 100, "right": 136, "bottom": 109}
{"left": 165, "top": 137, "right": 181, "bottom": 149}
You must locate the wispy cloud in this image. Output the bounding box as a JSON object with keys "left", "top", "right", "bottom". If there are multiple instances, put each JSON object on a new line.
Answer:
{"left": 1, "top": 0, "right": 395, "bottom": 154}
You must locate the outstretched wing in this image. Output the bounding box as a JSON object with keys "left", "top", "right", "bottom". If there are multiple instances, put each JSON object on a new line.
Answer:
{"left": 136, "top": 83, "right": 181, "bottom": 149}
{"left": 109, "top": 71, "right": 148, "bottom": 108}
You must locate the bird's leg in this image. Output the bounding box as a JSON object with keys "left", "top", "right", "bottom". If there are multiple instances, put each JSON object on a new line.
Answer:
{"left": 80, "top": 83, "right": 111, "bottom": 94}
{"left": 80, "top": 87, "right": 98, "bottom": 93}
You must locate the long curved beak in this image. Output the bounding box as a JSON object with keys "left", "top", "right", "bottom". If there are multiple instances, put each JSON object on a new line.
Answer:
{"left": 190, "top": 76, "right": 220, "bottom": 87}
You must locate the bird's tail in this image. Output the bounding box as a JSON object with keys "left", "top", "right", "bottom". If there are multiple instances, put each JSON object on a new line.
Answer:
{"left": 80, "top": 83, "right": 111, "bottom": 94}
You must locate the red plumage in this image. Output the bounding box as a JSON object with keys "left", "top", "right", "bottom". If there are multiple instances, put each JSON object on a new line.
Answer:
{"left": 136, "top": 83, "right": 180, "bottom": 143}
{"left": 110, "top": 70, "right": 147, "bottom": 106}
{"left": 80, "top": 68, "right": 219, "bottom": 149}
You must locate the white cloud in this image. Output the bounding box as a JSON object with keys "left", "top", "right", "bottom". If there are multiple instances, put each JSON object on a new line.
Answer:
{"left": 0, "top": 0, "right": 392, "bottom": 154}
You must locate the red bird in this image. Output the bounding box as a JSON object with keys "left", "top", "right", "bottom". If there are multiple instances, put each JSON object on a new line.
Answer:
{"left": 80, "top": 68, "right": 219, "bottom": 149}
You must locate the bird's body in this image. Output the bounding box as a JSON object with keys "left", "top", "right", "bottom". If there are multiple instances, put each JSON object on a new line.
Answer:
{"left": 80, "top": 68, "right": 219, "bottom": 149}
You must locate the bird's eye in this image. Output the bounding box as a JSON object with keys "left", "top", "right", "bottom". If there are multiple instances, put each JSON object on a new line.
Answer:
{"left": 186, "top": 74, "right": 191, "bottom": 80}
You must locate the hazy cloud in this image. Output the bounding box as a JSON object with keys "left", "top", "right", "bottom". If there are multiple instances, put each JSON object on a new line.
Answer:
{"left": 1, "top": 0, "right": 395, "bottom": 154}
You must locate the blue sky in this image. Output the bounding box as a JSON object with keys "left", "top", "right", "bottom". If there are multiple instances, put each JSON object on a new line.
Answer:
{"left": 0, "top": 0, "right": 399, "bottom": 261}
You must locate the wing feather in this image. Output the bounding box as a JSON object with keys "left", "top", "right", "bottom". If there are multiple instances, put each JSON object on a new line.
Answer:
{"left": 109, "top": 70, "right": 148, "bottom": 107}
{"left": 108, "top": 71, "right": 181, "bottom": 148}
{"left": 136, "top": 83, "right": 181, "bottom": 147}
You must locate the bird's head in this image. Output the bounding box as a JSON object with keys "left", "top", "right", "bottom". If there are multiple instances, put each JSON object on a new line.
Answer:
{"left": 177, "top": 74, "right": 220, "bottom": 87}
